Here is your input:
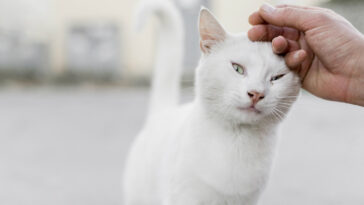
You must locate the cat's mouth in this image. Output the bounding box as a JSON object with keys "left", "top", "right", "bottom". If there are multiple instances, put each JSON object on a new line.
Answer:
{"left": 237, "top": 106, "right": 261, "bottom": 114}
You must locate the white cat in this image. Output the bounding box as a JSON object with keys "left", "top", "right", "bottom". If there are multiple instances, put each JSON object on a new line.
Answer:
{"left": 123, "top": 1, "right": 300, "bottom": 204}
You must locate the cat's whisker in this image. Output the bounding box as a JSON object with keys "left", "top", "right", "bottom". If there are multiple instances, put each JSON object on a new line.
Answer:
{"left": 274, "top": 107, "right": 286, "bottom": 117}
{"left": 271, "top": 109, "right": 283, "bottom": 122}
{"left": 264, "top": 102, "right": 293, "bottom": 108}
{"left": 274, "top": 108, "right": 285, "bottom": 120}
{"left": 270, "top": 99, "right": 297, "bottom": 104}
{"left": 265, "top": 101, "right": 294, "bottom": 105}
{"left": 276, "top": 103, "right": 293, "bottom": 107}
{"left": 278, "top": 101, "right": 295, "bottom": 105}
{"left": 276, "top": 96, "right": 299, "bottom": 99}
{"left": 276, "top": 106, "right": 291, "bottom": 111}
{"left": 276, "top": 94, "right": 299, "bottom": 97}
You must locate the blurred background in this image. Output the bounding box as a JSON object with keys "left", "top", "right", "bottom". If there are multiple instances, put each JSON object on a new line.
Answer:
{"left": 0, "top": 0, "right": 363, "bottom": 204}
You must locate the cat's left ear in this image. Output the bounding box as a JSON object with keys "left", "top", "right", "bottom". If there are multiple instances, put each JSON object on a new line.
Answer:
{"left": 199, "top": 7, "right": 226, "bottom": 54}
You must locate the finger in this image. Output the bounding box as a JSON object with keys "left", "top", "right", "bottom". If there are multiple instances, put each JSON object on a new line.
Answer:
{"left": 272, "top": 36, "right": 288, "bottom": 53}
{"left": 300, "top": 58, "right": 319, "bottom": 93}
{"left": 247, "top": 25, "right": 267, "bottom": 41}
{"left": 276, "top": 4, "right": 334, "bottom": 16}
{"left": 281, "top": 27, "right": 300, "bottom": 40}
{"left": 276, "top": 4, "right": 322, "bottom": 10}
{"left": 249, "top": 4, "right": 323, "bottom": 25}
{"left": 272, "top": 36, "right": 300, "bottom": 54}
{"left": 284, "top": 49, "right": 307, "bottom": 69}
{"left": 286, "top": 39, "right": 300, "bottom": 52}
{"left": 249, "top": 11, "right": 266, "bottom": 25}
{"left": 259, "top": 3, "right": 323, "bottom": 31}
{"left": 297, "top": 32, "right": 314, "bottom": 81}
{"left": 248, "top": 24, "right": 300, "bottom": 41}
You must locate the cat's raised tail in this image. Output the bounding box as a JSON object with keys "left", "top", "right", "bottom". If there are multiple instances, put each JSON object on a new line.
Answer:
{"left": 135, "top": 0, "right": 185, "bottom": 115}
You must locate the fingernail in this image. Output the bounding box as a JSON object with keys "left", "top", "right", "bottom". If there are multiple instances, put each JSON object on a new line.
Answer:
{"left": 261, "top": 3, "right": 275, "bottom": 13}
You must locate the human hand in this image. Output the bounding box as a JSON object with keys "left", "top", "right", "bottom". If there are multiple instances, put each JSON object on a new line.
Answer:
{"left": 248, "top": 4, "right": 364, "bottom": 106}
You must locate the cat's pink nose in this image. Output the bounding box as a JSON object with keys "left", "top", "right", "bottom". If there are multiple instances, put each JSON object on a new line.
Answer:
{"left": 247, "top": 91, "right": 265, "bottom": 105}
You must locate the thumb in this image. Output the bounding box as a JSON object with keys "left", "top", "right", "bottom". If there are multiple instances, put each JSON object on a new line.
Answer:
{"left": 259, "top": 3, "right": 324, "bottom": 32}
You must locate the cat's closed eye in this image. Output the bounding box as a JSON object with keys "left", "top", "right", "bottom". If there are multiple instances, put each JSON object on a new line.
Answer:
{"left": 232, "top": 63, "right": 245, "bottom": 75}
{"left": 271, "top": 74, "right": 286, "bottom": 81}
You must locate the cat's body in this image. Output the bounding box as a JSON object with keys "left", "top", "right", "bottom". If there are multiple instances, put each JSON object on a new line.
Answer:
{"left": 124, "top": 103, "right": 276, "bottom": 205}
{"left": 123, "top": 1, "right": 300, "bottom": 204}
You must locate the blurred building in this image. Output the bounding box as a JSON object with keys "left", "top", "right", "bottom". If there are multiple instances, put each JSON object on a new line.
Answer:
{"left": 0, "top": 0, "right": 348, "bottom": 82}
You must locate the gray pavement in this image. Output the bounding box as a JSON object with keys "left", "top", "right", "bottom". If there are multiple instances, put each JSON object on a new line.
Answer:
{"left": 0, "top": 87, "right": 363, "bottom": 205}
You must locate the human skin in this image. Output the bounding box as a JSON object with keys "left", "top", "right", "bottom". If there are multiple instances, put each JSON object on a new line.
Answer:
{"left": 248, "top": 4, "right": 364, "bottom": 106}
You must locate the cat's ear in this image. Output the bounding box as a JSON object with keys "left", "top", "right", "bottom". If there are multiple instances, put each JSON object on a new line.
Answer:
{"left": 199, "top": 7, "right": 226, "bottom": 54}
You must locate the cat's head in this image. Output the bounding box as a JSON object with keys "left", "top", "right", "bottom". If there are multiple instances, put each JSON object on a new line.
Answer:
{"left": 195, "top": 8, "right": 300, "bottom": 125}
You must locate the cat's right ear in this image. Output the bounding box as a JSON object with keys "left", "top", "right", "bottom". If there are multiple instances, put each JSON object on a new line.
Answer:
{"left": 199, "top": 7, "right": 226, "bottom": 54}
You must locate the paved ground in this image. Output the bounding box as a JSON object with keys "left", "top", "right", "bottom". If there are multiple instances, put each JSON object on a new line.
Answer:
{"left": 0, "top": 87, "right": 363, "bottom": 205}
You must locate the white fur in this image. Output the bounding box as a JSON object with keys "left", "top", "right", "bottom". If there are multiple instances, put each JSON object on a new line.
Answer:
{"left": 124, "top": 2, "right": 300, "bottom": 205}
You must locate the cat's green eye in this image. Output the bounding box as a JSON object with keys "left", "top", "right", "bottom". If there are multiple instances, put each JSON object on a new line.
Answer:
{"left": 271, "top": 74, "right": 286, "bottom": 81}
{"left": 232, "top": 63, "right": 244, "bottom": 75}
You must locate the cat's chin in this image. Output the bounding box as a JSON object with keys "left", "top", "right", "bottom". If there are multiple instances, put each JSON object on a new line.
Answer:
{"left": 228, "top": 108, "right": 267, "bottom": 125}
